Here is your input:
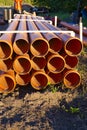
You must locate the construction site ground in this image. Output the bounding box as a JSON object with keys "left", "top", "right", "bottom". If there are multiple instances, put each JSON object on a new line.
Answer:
{"left": 0, "top": 18, "right": 87, "bottom": 130}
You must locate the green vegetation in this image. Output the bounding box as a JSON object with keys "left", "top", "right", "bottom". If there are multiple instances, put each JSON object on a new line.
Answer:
{"left": 0, "top": 0, "right": 13, "bottom": 6}
{"left": 1, "top": 0, "right": 87, "bottom": 26}
{"left": 62, "top": 105, "right": 80, "bottom": 114}
{"left": 0, "top": 0, "right": 87, "bottom": 12}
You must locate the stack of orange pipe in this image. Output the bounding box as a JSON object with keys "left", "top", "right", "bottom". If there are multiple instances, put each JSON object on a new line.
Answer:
{"left": 0, "top": 15, "right": 82, "bottom": 93}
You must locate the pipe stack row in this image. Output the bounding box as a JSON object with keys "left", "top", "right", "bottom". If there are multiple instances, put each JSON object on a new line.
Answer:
{"left": 0, "top": 15, "right": 82, "bottom": 93}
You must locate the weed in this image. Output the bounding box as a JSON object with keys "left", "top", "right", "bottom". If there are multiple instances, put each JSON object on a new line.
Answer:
{"left": 51, "top": 86, "right": 58, "bottom": 93}
{"left": 62, "top": 105, "right": 80, "bottom": 114}
{"left": 48, "top": 83, "right": 58, "bottom": 93}
{"left": 69, "top": 107, "right": 80, "bottom": 114}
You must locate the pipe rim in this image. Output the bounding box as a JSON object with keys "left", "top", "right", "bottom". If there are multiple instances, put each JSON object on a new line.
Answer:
{"left": 16, "top": 73, "right": 30, "bottom": 86}
{"left": 47, "top": 54, "right": 65, "bottom": 73}
{"left": 65, "top": 55, "right": 78, "bottom": 69}
{"left": 47, "top": 71, "right": 63, "bottom": 84}
{"left": 65, "top": 37, "right": 82, "bottom": 56}
{"left": 31, "top": 56, "right": 46, "bottom": 70}
{"left": 49, "top": 37, "right": 63, "bottom": 52}
{"left": 13, "top": 39, "right": 29, "bottom": 55}
{"left": 63, "top": 70, "right": 81, "bottom": 89}
{"left": 31, "top": 71, "right": 48, "bottom": 90}
{"left": 13, "top": 55, "right": 31, "bottom": 75}
{"left": 0, "top": 74, "right": 16, "bottom": 93}
{"left": 30, "top": 38, "right": 49, "bottom": 57}
{"left": 0, "top": 40, "right": 13, "bottom": 60}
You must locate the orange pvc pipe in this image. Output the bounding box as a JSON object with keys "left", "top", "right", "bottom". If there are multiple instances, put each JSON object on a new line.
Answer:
{"left": 43, "top": 22, "right": 82, "bottom": 56}
{"left": 30, "top": 70, "right": 48, "bottom": 90}
{"left": 0, "top": 15, "right": 20, "bottom": 60}
{"left": 13, "top": 54, "right": 31, "bottom": 75}
{"left": 46, "top": 51, "right": 65, "bottom": 73}
{"left": 0, "top": 69, "right": 16, "bottom": 93}
{"left": 65, "top": 55, "right": 78, "bottom": 69}
{"left": 60, "top": 21, "right": 87, "bottom": 37}
{"left": 13, "top": 16, "right": 30, "bottom": 55}
{"left": 16, "top": 73, "right": 31, "bottom": 85}
{"left": 31, "top": 56, "right": 46, "bottom": 70}
{"left": 34, "top": 20, "right": 63, "bottom": 53}
{"left": 46, "top": 70, "right": 63, "bottom": 84}
{"left": 59, "top": 48, "right": 67, "bottom": 57}
{"left": 0, "top": 58, "right": 13, "bottom": 72}
{"left": 27, "top": 19, "right": 49, "bottom": 57}
{"left": 63, "top": 70, "right": 81, "bottom": 89}
{"left": 60, "top": 34, "right": 82, "bottom": 56}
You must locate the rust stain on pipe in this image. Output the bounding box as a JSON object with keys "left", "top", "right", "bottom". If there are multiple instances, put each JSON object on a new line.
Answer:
{"left": 31, "top": 56, "right": 46, "bottom": 70}
{"left": 30, "top": 70, "right": 48, "bottom": 90}
{"left": 27, "top": 18, "right": 49, "bottom": 57}
{"left": 0, "top": 69, "right": 16, "bottom": 93}
{"left": 13, "top": 54, "right": 31, "bottom": 75}
{"left": 16, "top": 73, "right": 31, "bottom": 85}
{"left": 13, "top": 16, "right": 30, "bottom": 55}
{"left": 33, "top": 19, "right": 63, "bottom": 53}
{"left": 63, "top": 70, "right": 81, "bottom": 89}
{"left": 0, "top": 15, "right": 20, "bottom": 60}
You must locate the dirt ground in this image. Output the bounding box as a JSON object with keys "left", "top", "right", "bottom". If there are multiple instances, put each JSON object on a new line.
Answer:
{"left": 0, "top": 18, "right": 87, "bottom": 130}
{"left": 0, "top": 87, "right": 87, "bottom": 130}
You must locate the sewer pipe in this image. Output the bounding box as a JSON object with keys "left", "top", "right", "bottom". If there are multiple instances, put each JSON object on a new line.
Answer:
{"left": 46, "top": 51, "right": 65, "bottom": 73}
{"left": 16, "top": 73, "right": 31, "bottom": 85}
{"left": 0, "top": 15, "right": 20, "bottom": 60}
{"left": 60, "top": 21, "right": 87, "bottom": 37}
{"left": 30, "top": 70, "right": 48, "bottom": 90}
{"left": 31, "top": 56, "right": 46, "bottom": 70}
{"left": 0, "top": 58, "right": 13, "bottom": 72}
{"left": 63, "top": 70, "right": 81, "bottom": 89}
{"left": 27, "top": 18, "right": 49, "bottom": 57}
{"left": 0, "top": 69, "right": 16, "bottom": 93}
{"left": 13, "top": 16, "right": 29, "bottom": 55}
{"left": 64, "top": 55, "right": 78, "bottom": 69}
{"left": 46, "top": 70, "right": 63, "bottom": 84}
{"left": 33, "top": 19, "right": 63, "bottom": 53}
{"left": 43, "top": 22, "right": 82, "bottom": 56}
{"left": 13, "top": 54, "right": 31, "bottom": 75}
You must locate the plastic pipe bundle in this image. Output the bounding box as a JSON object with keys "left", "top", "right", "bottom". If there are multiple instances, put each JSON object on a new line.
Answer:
{"left": 0, "top": 14, "right": 82, "bottom": 93}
